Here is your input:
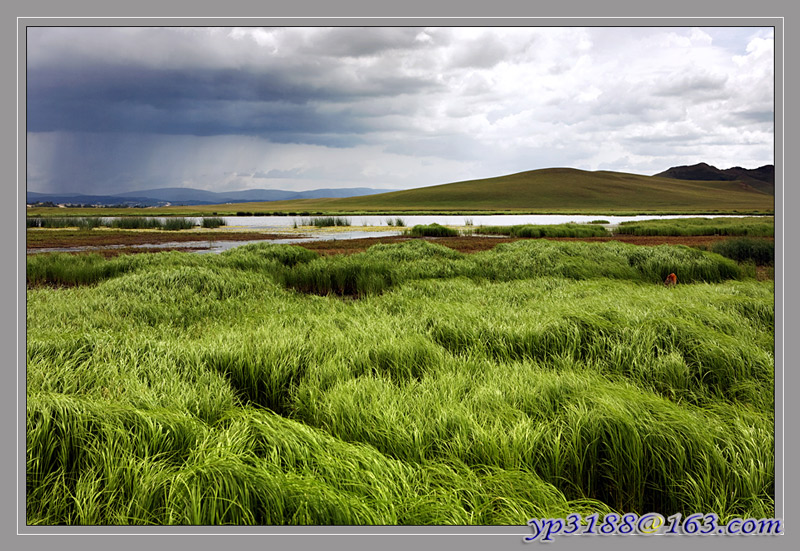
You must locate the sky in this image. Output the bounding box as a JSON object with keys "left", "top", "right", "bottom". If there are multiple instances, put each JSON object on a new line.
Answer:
{"left": 26, "top": 26, "right": 775, "bottom": 195}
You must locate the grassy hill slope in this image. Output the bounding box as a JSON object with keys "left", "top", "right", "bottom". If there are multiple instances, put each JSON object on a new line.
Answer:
{"left": 241, "top": 168, "right": 775, "bottom": 214}
{"left": 27, "top": 168, "right": 775, "bottom": 216}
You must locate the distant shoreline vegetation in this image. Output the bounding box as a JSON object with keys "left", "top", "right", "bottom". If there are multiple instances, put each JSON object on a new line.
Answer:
{"left": 26, "top": 210, "right": 775, "bottom": 219}
{"left": 26, "top": 216, "right": 226, "bottom": 231}
{"left": 615, "top": 217, "right": 774, "bottom": 237}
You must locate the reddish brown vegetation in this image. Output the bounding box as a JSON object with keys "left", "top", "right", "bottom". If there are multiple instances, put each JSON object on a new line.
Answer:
{"left": 26, "top": 230, "right": 290, "bottom": 249}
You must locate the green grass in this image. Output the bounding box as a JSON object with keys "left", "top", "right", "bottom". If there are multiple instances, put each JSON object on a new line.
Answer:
{"left": 108, "top": 217, "right": 167, "bottom": 230}
{"left": 27, "top": 239, "right": 749, "bottom": 290}
{"left": 711, "top": 238, "right": 775, "bottom": 265}
{"left": 407, "top": 223, "right": 460, "bottom": 237}
{"left": 473, "top": 223, "right": 610, "bottom": 238}
{"left": 295, "top": 216, "right": 351, "bottom": 227}
{"left": 28, "top": 217, "right": 200, "bottom": 231}
{"left": 200, "top": 217, "right": 226, "bottom": 229}
{"left": 615, "top": 217, "right": 774, "bottom": 236}
{"left": 26, "top": 240, "right": 774, "bottom": 525}
{"left": 27, "top": 217, "right": 103, "bottom": 230}
{"left": 26, "top": 253, "right": 138, "bottom": 287}
{"left": 278, "top": 256, "right": 398, "bottom": 298}
{"left": 162, "top": 217, "right": 195, "bottom": 231}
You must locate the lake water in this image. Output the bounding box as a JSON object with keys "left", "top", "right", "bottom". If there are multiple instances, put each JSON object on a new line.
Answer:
{"left": 185, "top": 213, "right": 759, "bottom": 229}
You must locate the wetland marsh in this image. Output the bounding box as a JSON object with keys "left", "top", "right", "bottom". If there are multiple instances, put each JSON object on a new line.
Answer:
{"left": 25, "top": 228, "right": 775, "bottom": 525}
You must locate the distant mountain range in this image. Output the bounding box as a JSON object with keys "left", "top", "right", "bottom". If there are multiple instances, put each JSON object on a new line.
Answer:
{"left": 654, "top": 163, "right": 774, "bottom": 195}
{"left": 26, "top": 187, "right": 397, "bottom": 207}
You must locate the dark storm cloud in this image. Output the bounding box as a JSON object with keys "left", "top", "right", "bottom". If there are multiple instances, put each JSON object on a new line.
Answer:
{"left": 25, "top": 27, "right": 774, "bottom": 195}
{"left": 27, "top": 94, "right": 374, "bottom": 146}
{"left": 26, "top": 60, "right": 440, "bottom": 139}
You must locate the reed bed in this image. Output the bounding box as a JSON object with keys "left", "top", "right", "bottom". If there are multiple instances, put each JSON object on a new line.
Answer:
{"left": 615, "top": 217, "right": 774, "bottom": 236}
{"left": 407, "top": 223, "right": 460, "bottom": 237}
{"left": 28, "top": 216, "right": 199, "bottom": 231}
{"left": 711, "top": 238, "right": 774, "bottom": 265}
{"left": 473, "top": 223, "right": 610, "bottom": 238}
{"left": 26, "top": 253, "right": 138, "bottom": 287}
{"left": 107, "top": 217, "right": 167, "bottom": 229}
{"left": 162, "top": 217, "right": 195, "bottom": 231}
{"left": 27, "top": 217, "right": 103, "bottom": 230}
{"left": 27, "top": 239, "right": 748, "bottom": 290}
{"left": 200, "top": 217, "right": 227, "bottom": 229}
{"left": 26, "top": 239, "right": 774, "bottom": 524}
{"left": 108, "top": 217, "right": 195, "bottom": 230}
{"left": 294, "top": 216, "right": 351, "bottom": 227}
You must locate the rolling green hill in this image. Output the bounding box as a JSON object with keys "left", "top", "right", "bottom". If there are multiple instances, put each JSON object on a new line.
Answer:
{"left": 238, "top": 168, "right": 774, "bottom": 214}
{"left": 27, "top": 168, "right": 775, "bottom": 216}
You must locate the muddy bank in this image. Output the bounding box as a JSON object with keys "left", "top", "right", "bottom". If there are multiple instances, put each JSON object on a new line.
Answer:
{"left": 26, "top": 229, "right": 293, "bottom": 249}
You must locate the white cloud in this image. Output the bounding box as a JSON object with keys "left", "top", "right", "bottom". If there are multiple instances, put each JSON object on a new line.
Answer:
{"left": 26, "top": 26, "right": 774, "bottom": 194}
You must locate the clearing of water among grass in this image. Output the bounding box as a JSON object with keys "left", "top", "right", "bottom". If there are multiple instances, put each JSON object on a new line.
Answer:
{"left": 26, "top": 238, "right": 774, "bottom": 525}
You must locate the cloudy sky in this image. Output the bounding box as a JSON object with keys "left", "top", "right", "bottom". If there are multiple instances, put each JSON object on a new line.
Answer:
{"left": 26, "top": 26, "right": 774, "bottom": 195}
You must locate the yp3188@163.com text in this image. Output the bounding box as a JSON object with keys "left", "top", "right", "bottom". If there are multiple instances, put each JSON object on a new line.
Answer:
{"left": 524, "top": 512, "right": 783, "bottom": 542}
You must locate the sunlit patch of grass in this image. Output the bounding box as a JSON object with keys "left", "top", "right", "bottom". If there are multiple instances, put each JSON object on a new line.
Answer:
{"left": 26, "top": 253, "right": 138, "bottom": 287}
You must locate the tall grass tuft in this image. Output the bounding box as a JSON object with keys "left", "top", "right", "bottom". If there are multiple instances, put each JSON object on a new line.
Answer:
{"left": 108, "top": 217, "right": 165, "bottom": 230}
{"left": 407, "top": 223, "right": 459, "bottom": 237}
{"left": 162, "top": 217, "right": 196, "bottom": 231}
{"left": 474, "top": 223, "right": 610, "bottom": 238}
{"left": 711, "top": 238, "right": 774, "bottom": 265}
{"left": 220, "top": 243, "right": 320, "bottom": 271}
{"left": 200, "top": 217, "right": 226, "bottom": 229}
{"left": 27, "top": 217, "right": 103, "bottom": 230}
{"left": 279, "top": 256, "right": 398, "bottom": 298}
{"left": 295, "top": 216, "right": 351, "bottom": 227}
{"left": 27, "top": 253, "right": 137, "bottom": 286}
{"left": 615, "top": 217, "right": 773, "bottom": 236}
